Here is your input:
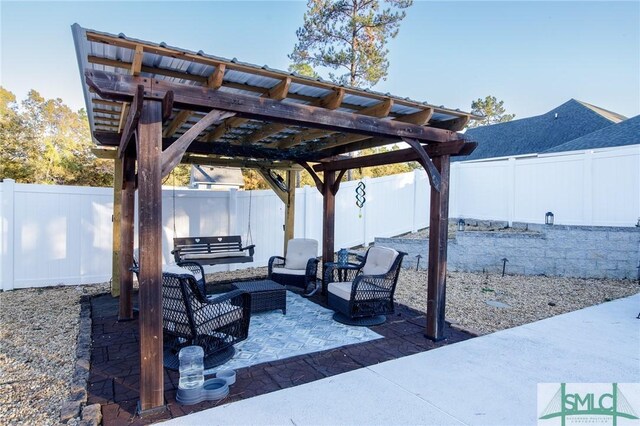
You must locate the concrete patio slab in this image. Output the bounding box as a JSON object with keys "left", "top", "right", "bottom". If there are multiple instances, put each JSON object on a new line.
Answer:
{"left": 162, "top": 294, "right": 640, "bottom": 426}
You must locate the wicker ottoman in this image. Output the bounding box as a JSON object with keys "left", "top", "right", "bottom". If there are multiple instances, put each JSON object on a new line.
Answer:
{"left": 232, "top": 280, "right": 286, "bottom": 314}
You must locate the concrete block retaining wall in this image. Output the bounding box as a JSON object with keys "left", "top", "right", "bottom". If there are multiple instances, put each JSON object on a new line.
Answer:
{"left": 376, "top": 223, "right": 640, "bottom": 279}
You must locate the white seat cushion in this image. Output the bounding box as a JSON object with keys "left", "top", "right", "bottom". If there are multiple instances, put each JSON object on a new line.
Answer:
{"left": 182, "top": 251, "right": 246, "bottom": 260}
{"left": 206, "top": 305, "right": 243, "bottom": 329}
{"left": 327, "top": 281, "right": 353, "bottom": 301}
{"left": 162, "top": 264, "right": 195, "bottom": 277}
{"left": 285, "top": 239, "right": 318, "bottom": 270}
{"left": 361, "top": 246, "right": 398, "bottom": 276}
{"left": 272, "top": 267, "right": 307, "bottom": 276}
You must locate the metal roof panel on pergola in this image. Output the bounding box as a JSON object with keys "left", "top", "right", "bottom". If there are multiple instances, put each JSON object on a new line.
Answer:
{"left": 71, "top": 23, "right": 477, "bottom": 415}
{"left": 72, "top": 24, "right": 477, "bottom": 162}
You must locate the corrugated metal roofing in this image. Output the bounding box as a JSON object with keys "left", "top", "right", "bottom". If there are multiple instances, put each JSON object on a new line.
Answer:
{"left": 72, "top": 23, "right": 476, "bottom": 159}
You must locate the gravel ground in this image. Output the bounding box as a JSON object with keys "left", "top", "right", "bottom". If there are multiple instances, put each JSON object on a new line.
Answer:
{"left": 0, "top": 283, "right": 108, "bottom": 426}
{"left": 395, "top": 270, "right": 639, "bottom": 334}
{"left": 0, "top": 270, "right": 637, "bottom": 424}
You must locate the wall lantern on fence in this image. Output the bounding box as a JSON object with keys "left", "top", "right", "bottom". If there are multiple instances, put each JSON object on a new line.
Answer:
{"left": 457, "top": 219, "right": 466, "bottom": 232}
{"left": 545, "top": 212, "right": 554, "bottom": 226}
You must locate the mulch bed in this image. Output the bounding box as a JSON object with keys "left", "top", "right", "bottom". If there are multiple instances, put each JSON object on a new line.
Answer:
{"left": 88, "top": 289, "right": 473, "bottom": 425}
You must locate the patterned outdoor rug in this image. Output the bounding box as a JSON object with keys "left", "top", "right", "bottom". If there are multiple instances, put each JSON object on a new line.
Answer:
{"left": 205, "top": 291, "right": 382, "bottom": 374}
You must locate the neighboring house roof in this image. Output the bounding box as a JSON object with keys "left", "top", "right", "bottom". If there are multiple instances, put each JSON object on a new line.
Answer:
{"left": 574, "top": 100, "right": 627, "bottom": 124}
{"left": 543, "top": 115, "right": 640, "bottom": 154}
{"left": 457, "top": 99, "right": 626, "bottom": 162}
{"left": 190, "top": 165, "right": 245, "bottom": 186}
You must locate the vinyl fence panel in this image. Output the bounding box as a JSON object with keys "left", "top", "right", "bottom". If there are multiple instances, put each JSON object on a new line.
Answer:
{"left": 1, "top": 144, "right": 638, "bottom": 290}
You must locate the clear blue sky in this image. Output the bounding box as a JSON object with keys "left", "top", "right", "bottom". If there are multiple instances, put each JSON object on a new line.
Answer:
{"left": 1, "top": 1, "right": 638, "bottom": 120}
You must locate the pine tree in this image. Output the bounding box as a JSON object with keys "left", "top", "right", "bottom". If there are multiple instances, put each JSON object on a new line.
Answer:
{"left": 290, "top": 0, "right": 413, "bottom": 88}
{"left": 468, "top": 96, "right": 515, "bottom": 128}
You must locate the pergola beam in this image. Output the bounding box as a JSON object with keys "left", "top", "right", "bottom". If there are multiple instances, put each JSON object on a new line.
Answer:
{"left": 93, "top": 146, "right": 302, "bottom": 170}
{"left": 237, "top": 87, "right": 345, "bottom": 145}
{"left": 275, "top": 98, "right": 393, "bottom": 149}
{"left": 430, "top": 115, "right": 470, "bottom": 131}
{"left": 117, "top": 85, "right": 144, "bottom": 158}
{"left": 313, "top": 141, "right": 473, "bottom": 172}
{"left": 257, "top": 168, "right": 288, "bottom": 203}
{"left": 160, "top": 109, "right": 235, "bottom": 178}
{"left": 86, "top": 71, "right": 460, "bottom": 144}
{"left": 403, "top": 138, "right": 442, "bottom": 193}
{"left": 312, "top": 106, "right": 437, "bottom": 152}
{"left": 217, "top": 77, "right": 291, "bottom": 144}
{"left": 298, "top": 161, "right": 324, "bottom": 193}
{"left": 95, "top": 131, "right": 327, "bottom": 162}
{"left": 399, "top": 108, "right": 434, "bottom": 125}
{"left": 182, "top": 155, "right": 302, "bottom": 170}
{"left": 165, "top": 65, "right": 227, "bottom": 138}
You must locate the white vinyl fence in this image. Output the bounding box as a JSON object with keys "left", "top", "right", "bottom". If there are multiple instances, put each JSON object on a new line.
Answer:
{"left": 1, "top": 144, "right": 638, "bottom": 290}
{"left": 450, "top": 144, "right": 640, "bottom": 226}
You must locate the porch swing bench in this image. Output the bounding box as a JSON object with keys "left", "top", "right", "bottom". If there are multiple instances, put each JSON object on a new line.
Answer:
{"left": 172, "top": 236, "right": 255, "bottom": 265}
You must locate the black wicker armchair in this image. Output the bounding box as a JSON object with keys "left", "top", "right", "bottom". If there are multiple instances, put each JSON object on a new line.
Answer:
{"left": 326, "top": 246, "right": 406, "bottom": 326}
{"left": 176, "top": 260, "right": 207, "bottom": 294}
{"left": 162, "top": 271, "right": 251, "bottom": 370}
{"left": 268, "top": 239, "right": 319, "bottom": 295}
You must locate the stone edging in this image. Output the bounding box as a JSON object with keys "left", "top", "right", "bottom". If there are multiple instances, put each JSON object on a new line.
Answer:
{"left": 60, "top": 294, "right": 102, "bottom": 425}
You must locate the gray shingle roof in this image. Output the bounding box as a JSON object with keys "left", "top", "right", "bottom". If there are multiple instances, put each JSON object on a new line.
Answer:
{"left": 543, "top": 115, "right": 640, "bottom": 154}
{"left": 456, "top": 99, "right": 624, "bottom": 162}
{"left": 190, "top": 166, "right": 244, "bottom": 186}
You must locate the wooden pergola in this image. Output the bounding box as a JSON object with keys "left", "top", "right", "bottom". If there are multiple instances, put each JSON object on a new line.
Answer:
{"left": 72, "top": 24, "right": 477, "bottom": 414}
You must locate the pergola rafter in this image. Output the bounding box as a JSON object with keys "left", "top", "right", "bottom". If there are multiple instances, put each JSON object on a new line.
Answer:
{"left": 86, "top": 71, "right": 461, "bottom": 144}
{"left": 236, "top": 87, "right": 346, "bottom": 146}
{"left": 217, "top": 76, "right": 292, "bottom": 144}
{"left": 72, "top": 23, "right": 479, "bottom": 415}
{"left": 275, "top": 98, "right": 394, "bottom": 149}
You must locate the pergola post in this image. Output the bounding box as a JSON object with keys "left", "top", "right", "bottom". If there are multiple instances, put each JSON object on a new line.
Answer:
{"left": 321, "top": 170, "right": 336, "bottom": 295}
{"left": 283, "top": 170, "right": 296, "bottom": 253}
{"left": 425, "top": 155, "right": 451, "bottom": 341}
{"left": 137, "top": 100, "right": 165, "bottom": 413}
{"left": 111, "top": 157, "right": 123, "bottom": 297}
{"left": 118, "top": 153, "right": 135, "bottom": 321}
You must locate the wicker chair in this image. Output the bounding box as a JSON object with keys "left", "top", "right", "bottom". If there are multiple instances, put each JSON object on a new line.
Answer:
{"left": 268, "top": 239, "right": 319, "bottom": 295}
{"left": 175, "top": 261, "right": 207, "bottom": 294}
{"left": 133, "top": 254, "right": 209, "bottom": 297}
{"left": 326, "top": 246, "right": 406, "bottom": 326}
{"left": 161, "top": 270, "right": 251, "bottom": 370}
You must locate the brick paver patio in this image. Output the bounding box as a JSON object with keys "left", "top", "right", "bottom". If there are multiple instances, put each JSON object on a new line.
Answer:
{"left": 87, "top": 287, "right": 473, "bottom": 425}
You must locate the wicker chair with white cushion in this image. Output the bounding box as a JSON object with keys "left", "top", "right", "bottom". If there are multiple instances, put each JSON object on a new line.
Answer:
{"left": 327, "top": 246, "right": 406, "bottom": 326}
{"left": 161, "top": 270, "right": 251, "bottom": 370}
{"left": 132, "top": 254, "right": 209, "bottom": 297}
{"left": 268, "top": 239, "right": 319, "bottom": 295}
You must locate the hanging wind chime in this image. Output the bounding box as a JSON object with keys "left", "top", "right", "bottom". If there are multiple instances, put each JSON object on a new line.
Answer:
{"left": 355, "top": 168, "right": 366, "bottom": 218}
